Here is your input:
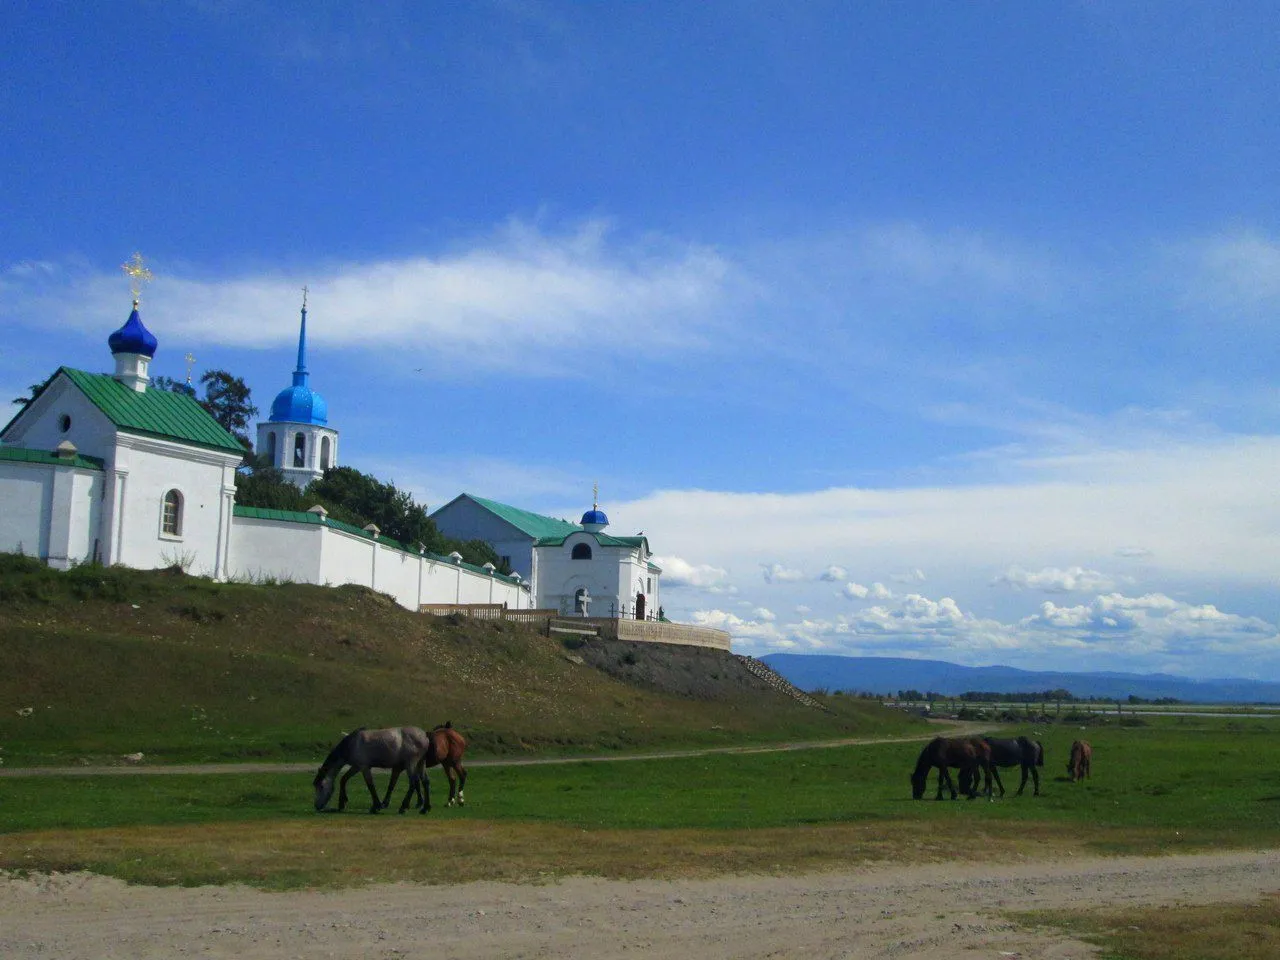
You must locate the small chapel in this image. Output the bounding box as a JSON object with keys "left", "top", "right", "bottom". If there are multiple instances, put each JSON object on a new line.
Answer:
{"left": 0, "top": 271, "right": 667, "bottom": 626}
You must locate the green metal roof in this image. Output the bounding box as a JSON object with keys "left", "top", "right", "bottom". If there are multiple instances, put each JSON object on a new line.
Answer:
{"left": 233, "top": 505, "right": 523, "bottom": 584}
{"left": 535, "top": 530, "right": 652, "bottom": 552}
{"left": 457, "top": 494, "right": 582, "bottom": 541}
{"left": 59, "top": 368, "right": 246, "bottom": 455}
{"left": 0, "top": 445, "right": 105, "bottom": 471}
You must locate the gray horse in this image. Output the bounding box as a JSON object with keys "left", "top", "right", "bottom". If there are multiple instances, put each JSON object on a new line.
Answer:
{"left": 313, "top": 726, "right": 432, "bottom": 814}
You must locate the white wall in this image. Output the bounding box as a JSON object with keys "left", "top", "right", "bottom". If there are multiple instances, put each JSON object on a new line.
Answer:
{"left": 229, "top": 516, "right": 325, "bottom": 583}
{"left": 107, "top": 435, "right": 240, "bottom": 578}
{"left": 533, "top": 532, "right": 662, "bottom": 618}
{"left": 228, "top": 514, "right": 530, "bottom": 611}
{"left": 4, "top": 375, "right": 117, "bottom": 462}
{"left": 0, "top": 463, "right": 53, "bottom": 559}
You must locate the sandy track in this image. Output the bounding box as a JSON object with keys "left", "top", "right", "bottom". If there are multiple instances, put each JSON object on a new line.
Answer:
{"left": 2, "top": 850, "right": 1277, "bottom": 959}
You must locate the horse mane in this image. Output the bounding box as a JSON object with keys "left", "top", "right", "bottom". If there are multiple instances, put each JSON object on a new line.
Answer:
{"left": 314, "top": 728, "right": 364, "bottom": 785}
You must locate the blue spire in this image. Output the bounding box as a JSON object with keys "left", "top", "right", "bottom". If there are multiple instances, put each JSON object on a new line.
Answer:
{"left": 292, "top": 296, "right": 309, "bottom": 387}
{"left": 269, "top": 290, "right": 328, "bottom": 425}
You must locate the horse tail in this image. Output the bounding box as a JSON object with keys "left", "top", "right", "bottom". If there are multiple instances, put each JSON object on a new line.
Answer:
{"left": 1035, "top": 740, "right": 1045, "bottom": 766}
{"left": 314, "top": 728, "right": 363, "bottom": 785}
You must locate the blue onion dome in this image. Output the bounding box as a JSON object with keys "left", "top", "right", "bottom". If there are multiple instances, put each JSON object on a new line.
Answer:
{"left": 581, "top": 508, "right": 609, "bottom": 527}
{"left": 270, "top": 383, "right": 328, "bottom": 425}
{"left": 108, "top": 305, "right": 158, "bottom": 358}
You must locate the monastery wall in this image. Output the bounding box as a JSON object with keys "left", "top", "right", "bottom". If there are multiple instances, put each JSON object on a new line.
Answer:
{"left": 229, "top": 514, "right": 529, "bottom": 612}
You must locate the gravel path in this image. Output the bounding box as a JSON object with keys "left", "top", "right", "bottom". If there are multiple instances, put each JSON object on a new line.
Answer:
{"left": 2, "top": 849, "right": 1277, "bottom": 959}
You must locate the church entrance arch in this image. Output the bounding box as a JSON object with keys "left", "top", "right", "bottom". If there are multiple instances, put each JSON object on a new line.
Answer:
{"left": 635, "top": 592, "right": 646, "bottom": 620}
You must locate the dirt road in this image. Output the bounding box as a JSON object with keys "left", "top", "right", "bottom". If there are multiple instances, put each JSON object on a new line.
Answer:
{"left": 3, "top": 849, "right": 1277, "bottom": 959}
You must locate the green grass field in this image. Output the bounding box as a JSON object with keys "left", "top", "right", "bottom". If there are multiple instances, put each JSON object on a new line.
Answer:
{"left": 3, "top": 716, "right": 1279, "bottom": 889}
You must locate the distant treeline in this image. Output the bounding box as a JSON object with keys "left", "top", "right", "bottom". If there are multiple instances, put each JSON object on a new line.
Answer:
{"left": 892, "top": 689, "right": 1181, "bottom": 705}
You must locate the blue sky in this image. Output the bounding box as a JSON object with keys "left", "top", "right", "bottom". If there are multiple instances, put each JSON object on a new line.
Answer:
{"left": 5, "top": 2, "right": 1280, "bottom": 680}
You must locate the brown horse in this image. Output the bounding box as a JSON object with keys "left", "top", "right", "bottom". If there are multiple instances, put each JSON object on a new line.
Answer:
{"left": 1067, "top": 739, "right": 1092, "bottom": 782}
{"left": 313, "top": 726, "right": 432, "bottom": 814}
{"left": 911, "top": 736, "right": 993, "bottom": 800}
{"left": 398, "top": 721, "right": 468, "bottom": 814}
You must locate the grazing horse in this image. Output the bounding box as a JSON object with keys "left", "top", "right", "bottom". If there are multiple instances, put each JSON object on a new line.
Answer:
{"left": 313, "top": 726, "right": 432, "bottom": 814}
{"left": 911, "top": 736, "right": 992, "bottom": 800}
{"left": 982, "top": 736, "right": 1045, "bottom": 797}
{"left": 400, "top": 721, "right": 468, "bottom": 814}
{"left": 1067, "top": 739, "right": 1092, "bottom": 782}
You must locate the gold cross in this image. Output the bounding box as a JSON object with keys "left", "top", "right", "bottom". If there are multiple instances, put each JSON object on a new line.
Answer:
{"left": 302, "top": 285, "right": 308, "bottom": 310}
{"left": 184, "top": 352, "right": 196, "bottom": 384}
{"left": 121, "top": 252, "right": 154, "bottom": 304}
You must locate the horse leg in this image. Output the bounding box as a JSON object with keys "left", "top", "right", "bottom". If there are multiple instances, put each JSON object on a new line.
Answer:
{"left": 445, "top": 764, "right": 460, "bottom": 807}
{"left": 398, "top": 769, "right": 420, "bottom": 814}
{"left": 1028, "top": 763, "right": 1040, "bottom": 796}
{"left": 455, "top": 763, "right": 466, "bottom": 806}
{"left": 418, "top": 770, "right": 433, "bottom": 814}
{"left": 381, "top": 768, "right": 401, "bottom": 810}
{"left": 360, "top": 767, "right": 381, "bottom": 814}
{"left": 990, "top": 765, "right": 1006, "bottom": 797}
{"left": 938, "top": 765, "right": 957, "bottom": 800}
{"left": 1015, "top": 764, "right": 1028, "bottom": 797}
{"left": 338, "top": 767, "right": 357, "bottom": 812}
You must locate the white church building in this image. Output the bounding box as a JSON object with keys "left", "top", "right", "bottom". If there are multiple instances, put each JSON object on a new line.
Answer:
{"left": 0, "top": 291, "right": 665, "bottom": 624}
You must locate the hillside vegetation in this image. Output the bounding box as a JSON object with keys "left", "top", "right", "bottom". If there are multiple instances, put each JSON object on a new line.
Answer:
{"left": 0, "top": 555, "right": 918, "bottom": 766}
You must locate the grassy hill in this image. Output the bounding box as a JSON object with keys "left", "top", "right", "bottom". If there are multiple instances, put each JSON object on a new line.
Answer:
{"left": 0, "top": 555, "right": 919, "bottom": 766}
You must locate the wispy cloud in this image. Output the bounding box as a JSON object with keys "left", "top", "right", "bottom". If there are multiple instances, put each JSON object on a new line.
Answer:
{"left": 652, "top": 555, "right": 730, "bottom": 589}
{"left": 993, "top": 565, "right": 1120, "bottom": 594}
{"left": 723, "top": 588, "right": 1280, "bottom": 678}
{"left": 1, "top": 220, "right": 737, "bottom": 373}
{"left": 761, "top": 562, "right": 804, "bottom": 584}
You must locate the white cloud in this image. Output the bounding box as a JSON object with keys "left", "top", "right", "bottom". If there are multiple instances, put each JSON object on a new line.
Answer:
{"left": 753, "top": 607, "right": 777, "bottom": 622}
{"left": 994, "top": 565, "right": 1118, "bottom": 594}
{"left": 869, "top": 582, "right": 893, "bottom": 600}
{"left": 818, "top": 564, "right": 848, "bottom": 582}
{"left": 891, "top": 568, "right": 927, "bottom": 584}
{"left": 651, "top": 555, "right": 730, "bottom": 589}
{"left": 1186, "top": 231, "right": 1280, "bottom": 313}
{"left": 842, "top": 582, "right": 868, "bottom": 600}
{"left": 761, "top": 562, "right": 804, "bottom": 584}
{"left": 715, "top": 586, "right": 1280, "bottom": 677}
{"left": 1, "top": 221, "right": 736, "bottom": 372}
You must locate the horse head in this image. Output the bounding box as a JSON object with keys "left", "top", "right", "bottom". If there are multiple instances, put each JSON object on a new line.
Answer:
{"left": 314, "top": 774, "right": 336, "bottom": 811}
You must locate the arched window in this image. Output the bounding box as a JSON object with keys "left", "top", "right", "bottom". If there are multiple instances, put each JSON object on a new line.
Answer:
{"left": 571, "top": 542, "right": 592, "bottom": 560}
{"left": 293, "top": 432, "right": 306, "bottom": 468}
{"left": 320, "top": 435, "right": 332, "bottom": 470}
{"left": 266, "top": 431, "right": 277, "bottom": 465}
{"left": 161, "top": 489, "right": 183, "bottom": 536}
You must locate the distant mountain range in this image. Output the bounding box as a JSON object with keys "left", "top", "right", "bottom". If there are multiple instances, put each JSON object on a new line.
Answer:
{"left": 759, "top": 653, "right": 1280, "bottom": 704}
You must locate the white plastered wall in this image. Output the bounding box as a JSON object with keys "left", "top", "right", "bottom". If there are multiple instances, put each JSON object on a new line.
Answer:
{"left": 229, "top": 515, "right": 529, "bottom": 611}
{"left": 105, "top": 435, "right": 241, "bottom": 578}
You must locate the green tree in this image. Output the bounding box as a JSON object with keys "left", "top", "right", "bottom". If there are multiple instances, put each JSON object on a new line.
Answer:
{"left": 199, "top": 370, "right": 258, "bottom": 449}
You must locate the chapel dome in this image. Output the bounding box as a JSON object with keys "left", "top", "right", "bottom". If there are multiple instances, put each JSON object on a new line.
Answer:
{"left": 270, "top": 383, "right": 328, "bottom": 425}
{"left": 581, "top": 508, "right": 609, "bottom": 527}
{"left": 107, "top": 306, "right": 158, "bottom": 358}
